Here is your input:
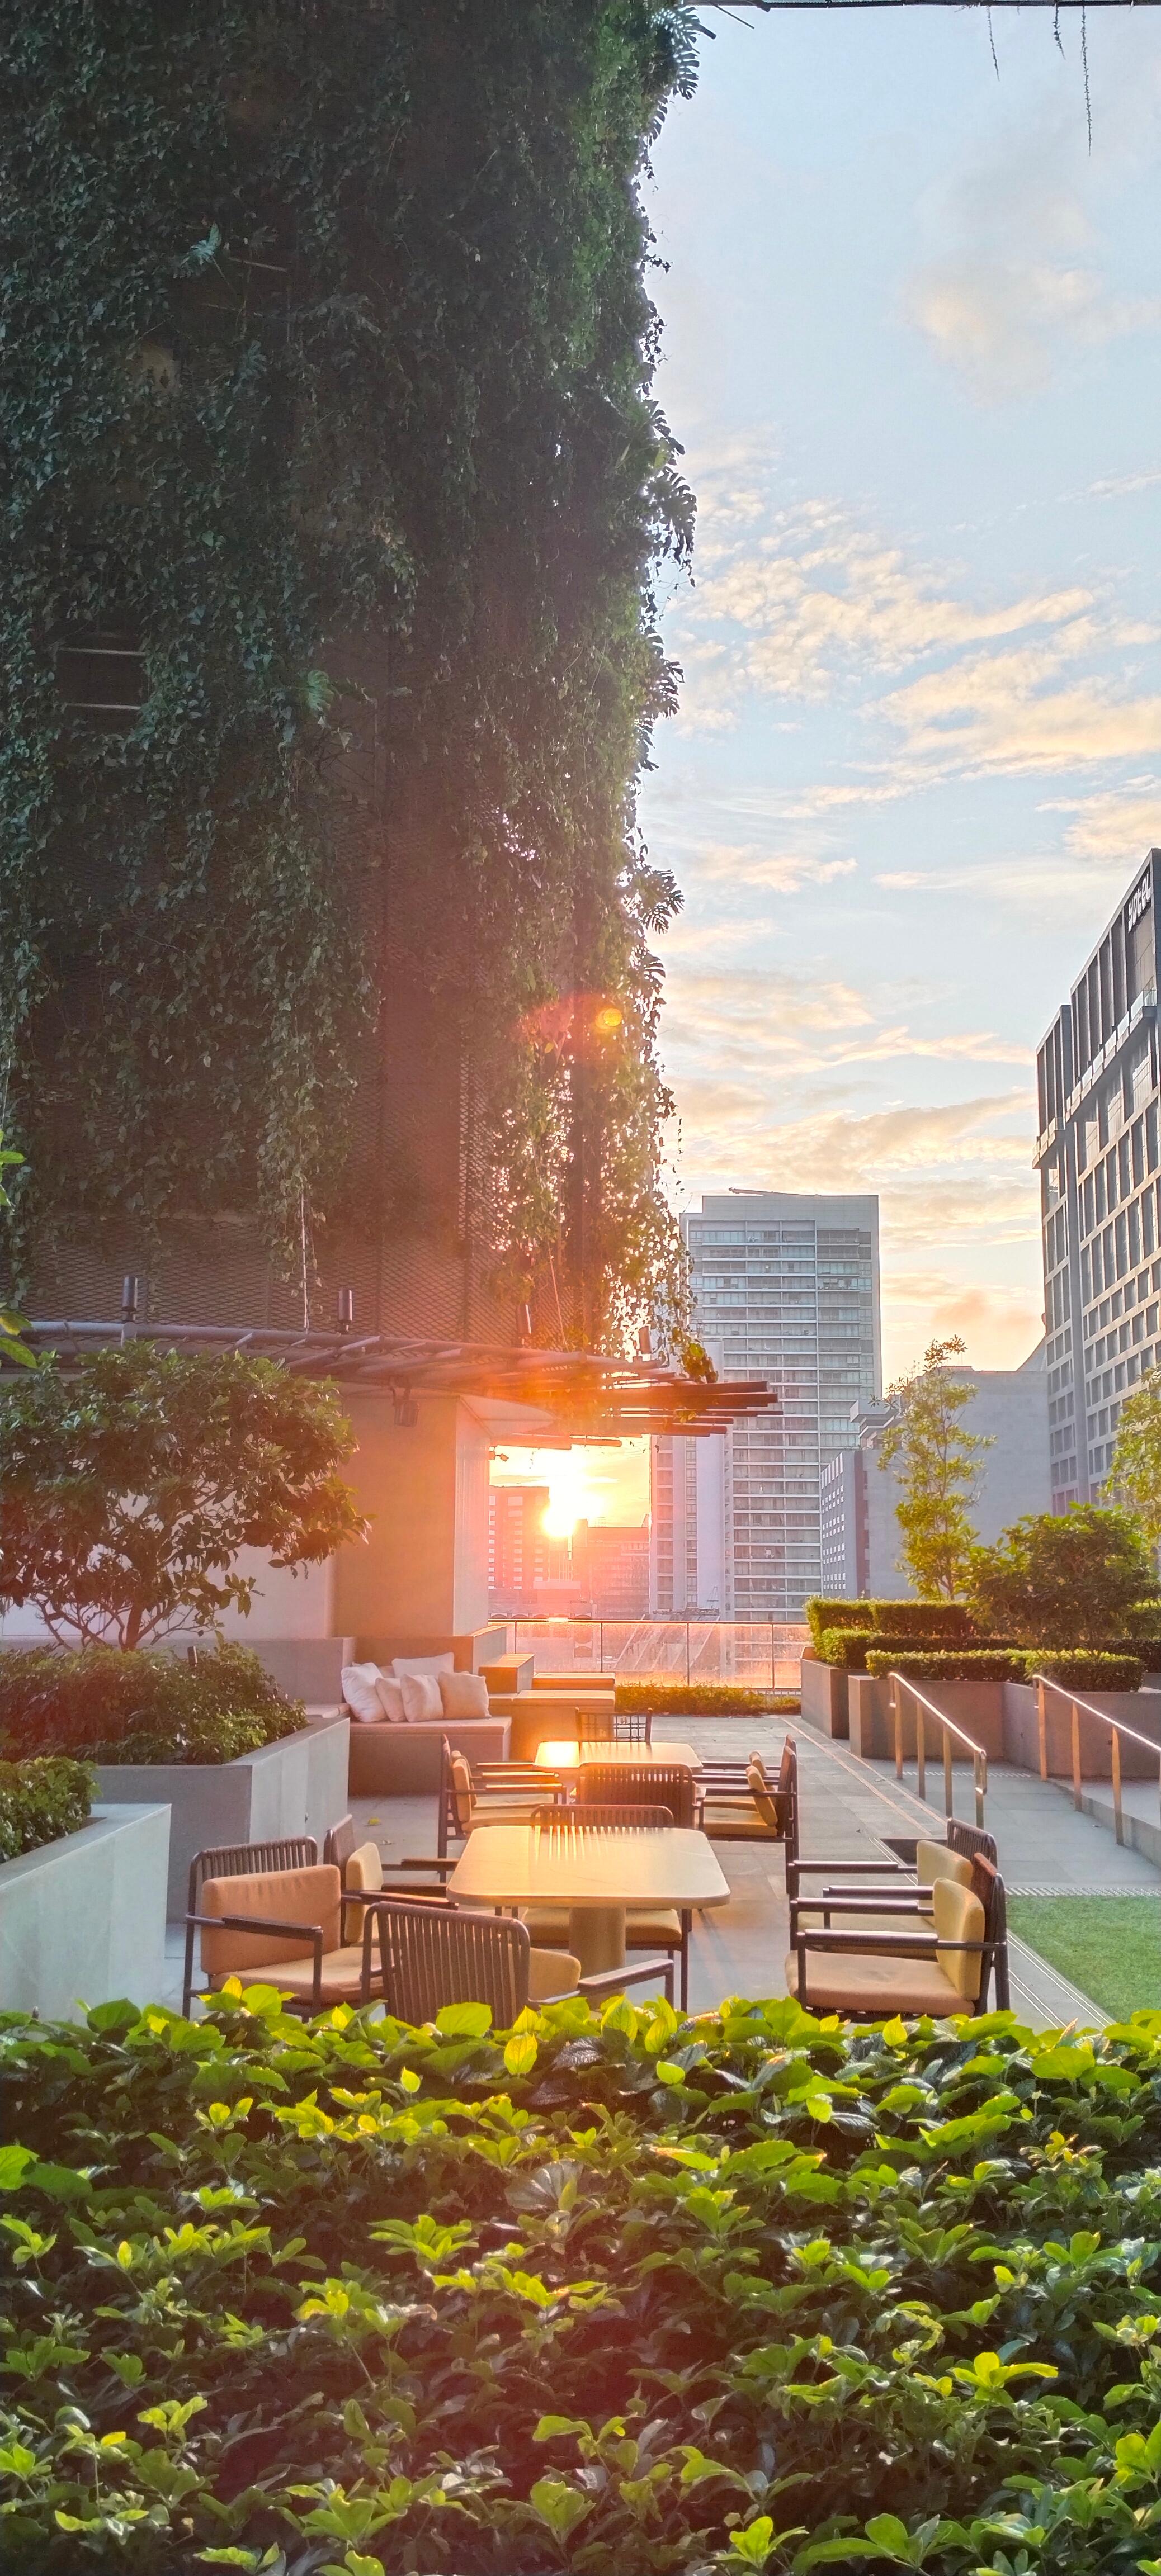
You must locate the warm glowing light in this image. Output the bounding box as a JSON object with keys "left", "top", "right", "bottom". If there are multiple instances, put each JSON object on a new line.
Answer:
{"left": 593, "top": 1004, "right": 622, "bottom": 1033}
{"left": 541, "top": 1452, "right": 589, "bottom": 1539}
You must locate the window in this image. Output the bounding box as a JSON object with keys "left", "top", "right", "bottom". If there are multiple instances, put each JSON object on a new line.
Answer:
{"left": 56, "top": 628, "right": 145, "bottom": 730}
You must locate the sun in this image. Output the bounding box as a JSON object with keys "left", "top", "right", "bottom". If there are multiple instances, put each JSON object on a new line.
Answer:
{"left": 540, "top": 1452, "right": 590, "bottom": 1540}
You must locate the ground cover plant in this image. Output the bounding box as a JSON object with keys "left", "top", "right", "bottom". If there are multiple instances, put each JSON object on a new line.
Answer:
{"left": 0, "top": 1755, "right": 92, "bottom": 1862}
{"left": 1009, "top": 1896, "right": 1160, "bottom": 2022}
{"left": 613, "top": 1683, "right": 785, "bottom": 1717}
{"left": 5, "top": 1991, "right": 1161, "bottom": 2570}
{"left": 0, "top": 1643, "right": 304, "bottom": 1766}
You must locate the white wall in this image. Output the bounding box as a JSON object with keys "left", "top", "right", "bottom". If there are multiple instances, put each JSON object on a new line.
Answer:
{"left": 0, "top": 1549, "right": 336, "bottom": 1647}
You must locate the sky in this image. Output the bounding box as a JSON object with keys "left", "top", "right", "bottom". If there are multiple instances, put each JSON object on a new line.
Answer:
{"left": 641, "top": 0, "right": 1161, "bottom": 1387}
{"left": 494, "top": 4, "right": 1161, "bottom": 1530}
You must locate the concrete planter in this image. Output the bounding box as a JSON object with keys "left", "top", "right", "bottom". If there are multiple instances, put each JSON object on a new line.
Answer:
{"left": 1002, "top": 1681, "right": 1161, "bottom": 1778}
{"left": 0, "top": 1803, "right": 169, "bottom": 2018}
{"left": 93, "top": 1713, "right": 349, "bottom": 1916}
{"left": 799, "top": 1655, "right": 849, "bottom": 1740}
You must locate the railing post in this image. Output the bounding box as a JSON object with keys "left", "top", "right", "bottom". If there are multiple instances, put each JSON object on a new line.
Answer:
{"left": 1036, "top": 1679, "right": 1049, "bottom": 1780}
{"left": 685, "top": 1622, "right": 691, "bottom": 1685}
{"left": 1071, "top": 1702, "right": 1083, "bottom": 1812}
{"left": 975, "top": 1753, "right": 986, "bottom": 1830}
{"left": 1111, "top": 1723, "right": 1124, "bottom": 1844}
{"left": 915, "top": 1693, "right": 926, "bottom": 1803}
{"left": 893, "top": 1677, "right": 903, "bottom": 1779}
{"left": 771, "top": 1621, "right": 776, "bottom": 1693}
{"left": 943, "top": 1720, "right": 954, "bottom": 1821}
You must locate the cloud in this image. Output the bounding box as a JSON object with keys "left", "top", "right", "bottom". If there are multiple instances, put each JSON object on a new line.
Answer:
{"left": 676, "top": 495, "right": 1089, "bottom": 708}
{"left": 907, "top": 257, "right": 1161, "bottom": 402}
{"left": 880, "top": 1271, "right": 1045, "bottom": 1378}
{"left": 664, "top": 965, "right": 1029, "bottom": 1079}
{"left": 879, "top": 634, "right": 1161, "bottom": 783}
{"left": 683, "top": 843, "right": 856, "bottom": 893}
{"left": 1041, "top": 779, "right": 1161, "bottom": 860}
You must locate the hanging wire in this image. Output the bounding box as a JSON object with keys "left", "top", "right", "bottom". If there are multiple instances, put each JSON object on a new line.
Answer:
{"left": 1082, "top": 2, "right": 1092, "bottom": 150}
{"left": 987, "top": 3, "right": 1000, "bottom": 74}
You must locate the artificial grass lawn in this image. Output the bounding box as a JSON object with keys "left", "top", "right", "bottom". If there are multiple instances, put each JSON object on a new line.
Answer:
{"left": 1009, "top": 1891, "right": 1161, "bottom": 2019}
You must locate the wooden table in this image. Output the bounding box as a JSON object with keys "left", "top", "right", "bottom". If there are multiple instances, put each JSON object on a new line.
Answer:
{"left": 447, "top": 1822, "right": 729, "bottom": 1977}
{"left": 534, "top": 1738, "right": 704, "bottom": 1775}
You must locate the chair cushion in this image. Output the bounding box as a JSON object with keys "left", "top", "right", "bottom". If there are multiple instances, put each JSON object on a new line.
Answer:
{"left": 401, "top": 1671, "right": 443, "bottom": 1722}
{"left": 200, "top": 1866, "right": 342, "bottom": 1975}
{"left": 784, "top": 1951, "right": 966, "bottom": 2017}
{"left": 439, "top": 1669, "right": 490, "bottom": 1718}
{"left": 210, "top": 1943, "right": 369, "bottom": 2002}
{"left": 917, "top": 1838, "right": 973, "bottom": 1888}
{"left": 342, "top": 1661, "right": 387, "bottom": 1723}
{"left": 701, "top": 1800, "right": 778, "bottom": 1839}
{"left": 933, "top": 1876, "right": 985, "bottom": 1999}
{"left": 528, "top": 1947, "right": 582, "bottom": 2002}
{"left": 747, "top": 1760, "right": 782, "bottom": 1830}
{"left": 346, "top": 1842, "right": 384, "bottom": 1892}
{"left": 625, "top": 1907, "right": 682, "bottom": 1945}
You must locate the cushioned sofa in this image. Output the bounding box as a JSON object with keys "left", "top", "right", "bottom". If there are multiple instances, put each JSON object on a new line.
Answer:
{"left": 343, "top": 1655, "right": 511, "bottom": 1794}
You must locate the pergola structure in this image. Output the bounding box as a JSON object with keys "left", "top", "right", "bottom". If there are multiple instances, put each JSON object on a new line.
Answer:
{"left": 20, "top": 1318, "right": 778, "bottom": 1446}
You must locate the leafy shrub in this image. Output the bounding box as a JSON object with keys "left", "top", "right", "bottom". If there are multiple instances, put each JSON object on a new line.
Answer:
{"left": 5, "top": 1990, "right": 1161, "bottom": 2570}
{"left": 613, "top": 1682, "right": 778, "bottom": 1716}
{"left": 967, "top": 1504, "right": 1159, "bottom": 1646}
{"left": 866, "top": 1648, "right": 1025, "bottom": 1683}
{"left": 1028, "top": 1649, "right": 1143, "bottom": 1693}
{"left": 815, "top": 1626, "right": 985, "bottom": 1671}
{"left": 0, "top": 1754, "right": 92, "bottom": 1861}
{"left": 804, "top": 1594, "right": 876, "bottom": 1649}
{"left": 0, "top": 1643, "right": 305, "bottom": 1767}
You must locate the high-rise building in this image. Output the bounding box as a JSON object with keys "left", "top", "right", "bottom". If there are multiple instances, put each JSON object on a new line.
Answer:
{"left": 571, "top": 1519, "right": 650, "bottom": 1619}
{"left": 650, "top": 1190, "right": 881, "bottom": 1620}
{"left": 1035, "top": 851, "right": 1161, "bottom": 1508}
{"left": 819, "top": 1347, "right": 1050, "bottom": 1598}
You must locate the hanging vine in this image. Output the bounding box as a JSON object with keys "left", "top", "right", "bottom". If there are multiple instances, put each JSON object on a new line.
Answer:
{"left": 0, "top": 1, "right": 697, "bottom": 1342}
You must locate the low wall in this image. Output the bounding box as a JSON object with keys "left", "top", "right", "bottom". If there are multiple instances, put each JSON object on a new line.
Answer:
{"left": 798, "top": 1655, "right": 849, "bottom": 1740}
{"left": 93, "top": 1713, "right": 350, "bottom": 1916}
{"left": 1002, "top": 1682, "right": 1161, "bottom": 1778}
{"left": 348, "top": 1716, "right": 511, "bottom": 1796}
{"left": 847, "top": 1675, "right": 1005, "bottom": 1763}
{"left": 0, "top": 1803, "right": 169, "bottom": 2018}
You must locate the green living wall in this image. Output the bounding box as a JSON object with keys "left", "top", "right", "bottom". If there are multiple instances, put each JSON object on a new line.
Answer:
{"left": 0, "top": 1, "right": 697, "bottom": 1339}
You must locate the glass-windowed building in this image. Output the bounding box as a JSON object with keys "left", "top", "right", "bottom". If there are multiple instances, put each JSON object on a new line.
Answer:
{"left": 1034, "top": 850, "right": 1161, "bottom": 1508}
{"left": 650, "top": 1190, "right": 881, "bottom": 1620}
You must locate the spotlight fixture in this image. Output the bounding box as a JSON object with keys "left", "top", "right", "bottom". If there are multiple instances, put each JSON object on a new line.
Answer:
{"left": 337, "top": 1286, "right": 355, "bottom": 1334}
{"left": 391, "top": 1387, "right": 418, "bottom": 1428}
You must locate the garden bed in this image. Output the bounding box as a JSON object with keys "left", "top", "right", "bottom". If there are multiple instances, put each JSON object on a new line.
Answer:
{"left": 93, "top": 1711, "right": 349, "bottom": 1915}
{"left": 4, "top": 1989, "right": 1161, "bottom": 2569}
{"left": 0, "top": 1802, "right": 168, "bottom": 2017}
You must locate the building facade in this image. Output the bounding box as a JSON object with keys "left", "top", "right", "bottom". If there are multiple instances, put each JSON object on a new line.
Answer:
{"left": 819, "top": 1347, "right": 1051, "bottom": 1598}
{"left": 1035, "top": 851, "right": 1161, "bottom": 1509}
{"left": 650, "top": 1190, "right": 881, "bottom": 1620}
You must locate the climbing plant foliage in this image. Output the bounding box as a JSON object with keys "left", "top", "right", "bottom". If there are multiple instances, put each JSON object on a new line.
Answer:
{"left": 0, "top": 1, "right": 697, "bottom": 1336}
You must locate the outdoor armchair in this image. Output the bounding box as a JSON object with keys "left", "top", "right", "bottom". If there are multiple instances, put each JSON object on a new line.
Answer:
{"left": 700, "top": 1739, "right": 798, "bottom": 1876}
{"left": 185, "top": 1862, "right": 381, "bottom": 2015}
{"left": 370, "top": 1893, "right": 674, "bottom": 2019}
{"left": 437, "top": 1736, "right": 565, "bottom": 1855}
{"left": 183, "top": 1836, "right": 319, "bottom": 2012}
{"left": 577, "top": 1760, "right": 699, "bottom": 1828}
{"left": 611, "top": 1707, "right": 653, "bottom": 1745}
{"left": 785, "top": 1872, "right": 1008, "bottom": 2018}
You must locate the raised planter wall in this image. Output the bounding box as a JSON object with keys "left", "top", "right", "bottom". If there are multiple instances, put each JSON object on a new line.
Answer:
{"left": 93, "top": 1713, "right": 350, "bottom": 1916}
{"left": 847, "top": 1675, "right": 1006, "bottom": 1762}
{"left": 0, "top": 1803, "right": 169, "bottom": 2018}
{"left": 798, "top": 1655, "right": 849, "bottom": 1740}
{"left": 348, "top": 1715, "right": 511, "bottom": 1796}
{"left": 1002, "top": 1682, "right": 1161, "bottom": 1778}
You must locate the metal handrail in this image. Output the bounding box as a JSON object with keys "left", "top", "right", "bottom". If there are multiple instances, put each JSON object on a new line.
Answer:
{"left": 1031, "top": 1671, "right": 1161, "bottom": 1846}
{"left": 888, "top": 1671, "right": 988, "bottom": 1828}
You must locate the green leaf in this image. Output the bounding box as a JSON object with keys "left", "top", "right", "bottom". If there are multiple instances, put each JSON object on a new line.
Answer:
{"left": 0, "top": 2146, "right": 34, "bottom": 2190}
{"left": 528, "top": 2478, "right": 592, "bottom": 2541}
{"left": 503, "top": 2032, "right": 537, "bottom": 2077}
{"left": 434, "top": 2001, "right": 493, "bottom": 2039}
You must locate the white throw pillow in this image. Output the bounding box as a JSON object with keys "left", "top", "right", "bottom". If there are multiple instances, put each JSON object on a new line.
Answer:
{"left": 400, "top": 1671, "right": 443, "bottom": 1723}
{"left": 439, "top": 1670, "right": 489, "bottom": 1719}
{"left": 342, "top": 1662, "right": 387, "bottom": 1725}
{"left": 375, "top": 1675, "right": 406, "bottom": 1724}
{"left": 391, "top": 1654, "right": 455, "bottom": 1679}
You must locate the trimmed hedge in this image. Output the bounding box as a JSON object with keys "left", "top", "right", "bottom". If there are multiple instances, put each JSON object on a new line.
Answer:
{"left": 864, "top": 1648, "right": 1145, "bottom": 1690}
{"left": 0, "top": 1642, "right": 306, "bottom": 1767}
{"left": 0, "top": 1754, "right": 92, "bottom": 1862}
{"left": 805, "top": 1597, "right": 973, "bottom": 1650}
{"left": 866, "top": 1649, "right": 1026, "bottom": 1683}
{"left": 5, "top": 1990, "right": 1161, "bottom": 2570}
{"left": 614, "top": 1681, "right": 778, "bottom": 1716}
{"left": 1029, "top": 1649, "right": 1144, "bottom": 1693}
{"left": 816, "top": 1626, "right": 997, "bottom": 1671}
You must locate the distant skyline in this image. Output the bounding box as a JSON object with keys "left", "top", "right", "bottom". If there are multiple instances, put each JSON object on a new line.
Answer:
{"left": 643, "top": 5, "right": 1161, "bottom": 1383}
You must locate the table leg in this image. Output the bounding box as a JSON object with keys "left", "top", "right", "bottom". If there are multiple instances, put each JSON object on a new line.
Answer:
{"left": 569, "top": 1905, "right": 626, "bottom": 1976}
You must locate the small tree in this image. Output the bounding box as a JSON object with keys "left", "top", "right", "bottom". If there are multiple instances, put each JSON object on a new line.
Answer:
{"left": 0, "top": 1343, "right": 367, "bottom": 1647}
{"left": 1110, "top": 1367, "right": 1161, "bottom": 1556}
{"left": 877, "top": 1335, "right": 992, "bottom": 1600}
{"left": 967, "top": 1503, "right": 1159, "bottom": 1647}
{"left": 0, "top": 1132, "right": 35, "bottom": 1369}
